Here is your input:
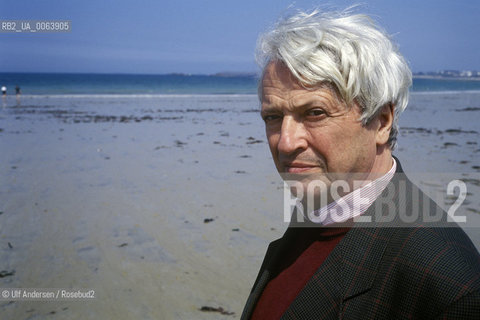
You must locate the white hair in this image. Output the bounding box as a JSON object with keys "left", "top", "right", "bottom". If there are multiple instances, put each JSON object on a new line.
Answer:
{"left": 256, "top": 8, "right": 412, "bottom": 149}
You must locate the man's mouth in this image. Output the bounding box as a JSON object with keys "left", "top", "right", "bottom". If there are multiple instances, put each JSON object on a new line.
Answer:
{"left": 283, "top": 163, "right": 318, "bottom": 174}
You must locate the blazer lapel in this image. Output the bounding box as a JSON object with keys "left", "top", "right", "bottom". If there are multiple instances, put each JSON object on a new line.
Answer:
{"left": 337, "top": 225, "right": 392, "bottom": 301}
{"left": 241, "top": 269, "right": 270, "bottom": 320}
{"left": 280, "top": 224, "right": 391, "bottom": 319}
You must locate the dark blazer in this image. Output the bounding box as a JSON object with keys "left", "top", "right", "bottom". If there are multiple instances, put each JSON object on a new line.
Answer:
{"left": 241, "top": 158, "right": 480, "bottom": 319}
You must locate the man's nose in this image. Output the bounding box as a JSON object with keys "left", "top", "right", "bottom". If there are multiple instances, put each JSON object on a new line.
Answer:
{"left": 277, "top": 116, "right": 307, "bottom": 154}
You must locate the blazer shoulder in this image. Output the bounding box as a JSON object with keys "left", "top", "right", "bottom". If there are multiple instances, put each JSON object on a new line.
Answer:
{"left": 359, "top": 226, "right": 480, "bottom": 318}
{"left": 384, "top": 226, "right": 480, "bottom": 298}
{"left": 391, "top": 226, "right": 480, "bottom": 271}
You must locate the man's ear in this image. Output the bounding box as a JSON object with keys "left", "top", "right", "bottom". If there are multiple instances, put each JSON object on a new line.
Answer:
{"left": 376, "top": 103, "right": 394, "bottom": 146}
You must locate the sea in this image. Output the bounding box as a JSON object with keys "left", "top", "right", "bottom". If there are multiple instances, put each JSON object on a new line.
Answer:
{"left": 1, "top": 72, "right": 480, "bottom": 95}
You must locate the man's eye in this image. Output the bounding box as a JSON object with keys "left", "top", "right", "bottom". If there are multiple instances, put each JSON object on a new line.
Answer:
{"left": 262, "top": 114, "right": 282, "bottom": 122}
{"left": 305, "top": 109, "right": 325, "bottom": 117}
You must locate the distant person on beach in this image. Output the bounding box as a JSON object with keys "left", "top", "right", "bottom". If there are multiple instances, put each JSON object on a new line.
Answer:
{"left": 15, "top": 85, "right": 21, "bottom": 97}
{"left": 241, "top": 8, "right": 480, "bottom": 319}
{"left": 1, "top": 86, "right": 6, "bottom": 97}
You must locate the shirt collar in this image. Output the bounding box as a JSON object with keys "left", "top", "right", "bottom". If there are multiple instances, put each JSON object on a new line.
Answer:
{"left": 310, "top": 158, "right": 397, "bottom": 226}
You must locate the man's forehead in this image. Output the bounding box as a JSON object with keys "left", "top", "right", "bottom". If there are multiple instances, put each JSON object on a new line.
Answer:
{"left": 262, "top": 61, "right": 340, "bottom": 95}
{"left": 261, "top": 61, "right": 345, "bottom": 108}
{"left": 262, "top": 61, "right": 303, "bottom": 91}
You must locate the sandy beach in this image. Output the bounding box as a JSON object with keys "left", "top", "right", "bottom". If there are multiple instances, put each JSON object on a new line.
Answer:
{"left": 0, "top": 92, "right": 479, "bottom": 319}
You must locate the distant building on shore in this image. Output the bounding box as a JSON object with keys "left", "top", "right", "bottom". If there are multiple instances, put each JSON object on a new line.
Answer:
{"left": 414, "top": 70, "right": 480, "bottom": 79}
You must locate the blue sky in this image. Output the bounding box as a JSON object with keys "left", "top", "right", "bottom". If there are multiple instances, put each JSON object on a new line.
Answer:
{"left": 0, "top": 0, "right": 479, "bottom": 74}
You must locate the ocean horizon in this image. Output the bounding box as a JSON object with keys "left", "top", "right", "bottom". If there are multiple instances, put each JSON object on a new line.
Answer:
{"left": 2, "top": 72, "right": 480, "bottom": 96}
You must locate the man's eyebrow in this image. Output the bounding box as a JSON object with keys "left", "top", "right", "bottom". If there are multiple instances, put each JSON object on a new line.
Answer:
{"left": 260, "top": 99, "right": 327, "bottom": 114}
{"left": 260, "top": 104, "right": 278, "bottom": 115}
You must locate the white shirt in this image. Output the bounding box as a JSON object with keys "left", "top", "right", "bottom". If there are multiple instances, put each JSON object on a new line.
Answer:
{"left": 310, "top": 158, "right": 397, "bottom": 226}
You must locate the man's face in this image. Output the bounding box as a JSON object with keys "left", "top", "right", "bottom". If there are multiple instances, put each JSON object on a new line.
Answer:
{"left": 261, "top": 62, "right": 380, "bottom": 201}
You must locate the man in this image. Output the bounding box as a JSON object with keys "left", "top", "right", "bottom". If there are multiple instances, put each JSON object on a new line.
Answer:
{"left": 241, "top": 8, "right": 480, "bottom": 319}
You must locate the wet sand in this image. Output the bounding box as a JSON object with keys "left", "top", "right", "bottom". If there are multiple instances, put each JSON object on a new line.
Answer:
{"left": 0, "top": 93, "right": 479, "bottom": 319}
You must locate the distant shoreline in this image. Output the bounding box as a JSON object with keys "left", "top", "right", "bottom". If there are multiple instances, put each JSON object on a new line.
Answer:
{"left": 413, "top": 75, "right": 480, "bottom": 81}
{"left": 1, "top": 72, "right": 480, "bottom": 81}
{"left": 2, "top": 73, "right": 480, "bottom": 96}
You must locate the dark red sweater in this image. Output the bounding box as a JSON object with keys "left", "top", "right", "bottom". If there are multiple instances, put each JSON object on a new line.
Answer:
{"left": 251, "top": 227, "right": 350, "bottom": 320}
